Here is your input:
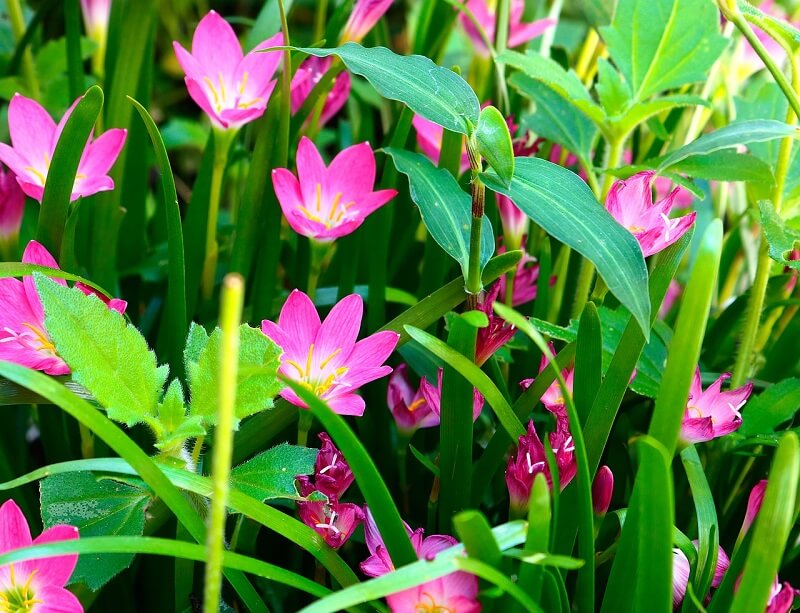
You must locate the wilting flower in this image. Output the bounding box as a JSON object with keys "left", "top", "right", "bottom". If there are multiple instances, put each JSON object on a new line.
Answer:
{"left": 290, "top": 56, "right": 351, "bottom": 127}
{"left": 361, "top": 508, "right": 480, "bottom": 612}
{"left": 680, "top": 369, "right": 753, "bottom": 444}
{"left": 0, "top": 241, "right": 126, "bottom": 375}
{"left": 607, "top": 171, "right": 696, "bottom": 257}
{"left": 459, "top": 0, "right": 554, "bottom": 57}
{"left": 742, "top": 479, "right": 767, "bottom": 534}
{"left": 296, "top": 432, "right": 354, "bottom": 499}
{"left": 766, "top": 578, "right": 799, "bottom": 613}
{"left": 420, "top": 368, "right": 484, "bottom": 423}
{"left": 475, "top": 282, "right": 517, "bottom": 366}
{"left": 412, "top": 114, "right": 471, "bottom": 174}
{"left": 0, "top": 165, "right": 25, "bottom": 247}
{"left": 0, "top": 94, "right": 126, "bottom": 203}
{"left": 0, "top": 499, "right": 81, "bottom": 612}
{"left": 520, "top": 342, "right": 574, "bottom": 415}
{"left": 272, "top": 137, "right": 397, "bottom": 241}
{"left": 496, "top": 195, "right": 528, "bottom": 251}
{"left": 672, "top": 542, "right": 730, "bottom": 608}
{"left": 298, "top": 497, "right": 363, "bottom": 549}
{"left": 262, "top": 290, "right": 399, "bottom": 416}
{"left": 386, "top": 364, "right": 439, "bottom": 434}
{"left": 592, "top": 465, "right": 614, "bottom": 515}
{"left": 341, "top": 0, "right": 394, "bottom": 43}
{"left": 173, "top": 11, "right": 283, "bottom": 130}
{"left": 497, "top": 248, "right": 549, "bottom": 307}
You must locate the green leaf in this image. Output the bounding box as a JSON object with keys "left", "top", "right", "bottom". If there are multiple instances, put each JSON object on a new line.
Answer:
{"left": 187, "top": 324, "right": 283, "bottom": 428}
{"left": 230, "top": 444, "right": 317, "bottom": 502}
{"left": 36, "top": 274, "right": 168, "bottom": 428}
{"left": 596, "top": 58, "right": 632, "bottom": 117}
{"left": 601, "top": 0, "right": 727, "bottom": 102}
{"left": 40, "top": 472, "right": 152, "bottom": 590}
{"left": 738, "top": 378, "right": 800, "bottom": 435}
{"left": 384, "top": 147, "right": 495, "bottom": 282}
{"left": 613, "top": 94, "right": 708, "bottom": 137}
{"left": 737, "top": 0, "right": 800, "bottom": 51}
{"left": 481, "top": 157, "right": 651, "bottom": 337}
{"left": 475, "top": 105, "right": 514, "bottom": 186}
{"left": 760, "top": 200, "right": 800, "bottom": 270}
{"left": 154, "top": 380, "right": 205, "bottom": 453}
{"left": 574, "top": 302, "right": 602, "bottom": 425}
{"left": 454, "top": 510, "right": 504, "bottom": 568}
{"left": 668, "top": 150, "right": 774, "bottom": 184}
{"left": 297, "top": 43, "right": 480, "bottom": 135}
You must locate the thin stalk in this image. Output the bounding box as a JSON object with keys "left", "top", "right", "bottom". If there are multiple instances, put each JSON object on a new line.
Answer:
{"left": 538, "top": 0, "right": 564, "bottom": 60}
{"left": 7, "top": 0, "right": 40, "bottom": 99}
{"left": 201, "top": 129, "right": 235, "bottom": 301}
{"left": 203, "top": 274, "right": 245, "bottom": 613}
{"left": 313, "top": 0, "right": 328, "bottom": 42}
{"left": 465, "top": 138, "right": 485, "bottom": 310}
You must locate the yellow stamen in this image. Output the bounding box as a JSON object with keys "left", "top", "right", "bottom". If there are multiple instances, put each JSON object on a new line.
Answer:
{"left": 298, "top": 206, "right": 325, "bottom": 224}
{"left": 305, "top": 344, "right": 314, "bottom": 376}
{"left": 285, "top": 359, "right": 306, "bottom": 378}
{"left": 23, "top": 166, "right": 46, "bottom": 186}
{"left": 218, "top": 72, "right": 227, "bottom": 102}
{"left": 407, "top": 397, "right": 426, "bottom": 412}
{"left": 21, "top": 323, "right": 56, "bottom": 353}
{"left": 238, "top": 71, "right": 248, "bottom": 96}
{"left": 328, "top": 192, "right": 344, "bottom": 220}
{"left": 203, "top": 76, "right": 221, "bottom": 110}
{"left": 236, "top": 96, "right": 263, "bottom": 109}
{"left": 319, "top": 348, "right": 342, "bottom": 370}
{"left": 315, "top": 183, "right": 322, "bottom": 211}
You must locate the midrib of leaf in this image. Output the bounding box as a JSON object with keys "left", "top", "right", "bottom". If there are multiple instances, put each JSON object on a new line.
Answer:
{"left": 634, "top": 0, "right": 679, "bottom": 102}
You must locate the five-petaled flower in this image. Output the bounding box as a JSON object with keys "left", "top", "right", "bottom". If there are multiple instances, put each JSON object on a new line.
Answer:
{"left": 0, "top": 94, "right": 126, "bottom": 203}
{"left": 272, "top": 137, "right": 397, "bottom": 241}
{"left": 0, "top": 499, "right": 81, "bottom": 612}
{"left": 261, "top": 289, "right": 399, "bottom": 416}
{"left": 459, "top": 0, "right": 554, "bottom": 57}
{"left": 386, "top": 364, "right": 439, "bottom": 434}
{"left": 680, "top": 369, "right": 752, "bottom": 444}
{"left": 607, "top": 171, "right": 696, "bottom": 257}
{"left": 173, "top": 11, "right": 284, "bottom": 130}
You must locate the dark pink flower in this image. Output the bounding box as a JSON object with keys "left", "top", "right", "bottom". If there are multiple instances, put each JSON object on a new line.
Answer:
{"left": 412, "top": 114, "right": 471, "bottom": 174}
{"left": 475, "top": 283, "right": 517, "bottom": 366}
{"left": 459, "top": 0, "right": 554, "bottom": 57}
{"left": 672, "top": 542, "right": 730, "bottom": 608}
{"left": 386, "top": 364, "right": 439, "bottom": 434}
{"left": 680, "top": 369, "right": 753, "bottom": 444}
{"left": 520, "top": 342, "right": 574, "bottom": 415}
{"left": 341, "top": 0, "right": 394, "bottom": 43}
{"left": 496, "top": 195, "right": 528, "bottom": 251}
{"left": 420, "top": 368, "right": 484, "bottom": 423}
{"left": 0, "top": 165, "right": 25, "bottom": 243}
{"left": 261, "top": 290, "right": 399, "bottom": 416}
{"left": 592, "top": 465, "right": 614, "bottom": 515}
{"left": 311, "top": 432, "right": 354, "bottom": 498}
{"left": 290, "top": 56, "right": 351, "bottom": 128}
{"left": 297, "top": 497, "right": 363, "bottom": 549}
{"left": 742, "top": 479, "right": 767, "bottom": 534}
{"left": 766, "top": 578, "right": 799, "bottom": 613}
{"left": 497, "top": 247, "right": 550, "bottom": 307}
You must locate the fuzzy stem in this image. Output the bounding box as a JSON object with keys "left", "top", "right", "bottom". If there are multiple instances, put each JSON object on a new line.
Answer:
{"left": 201, "top": 129, "right": 235, "bottom": 301}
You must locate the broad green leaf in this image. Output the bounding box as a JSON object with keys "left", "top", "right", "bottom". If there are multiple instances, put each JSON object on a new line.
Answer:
{"left": 454, "top": 510, "right": 503, "bottom": 568}
{"left": 384, "top": 147, "right": 495, "bottom": 283}
{"left": 36, "top": 274, "right": 168, "bottom": 428}
{"left": 601, "top": 0, "right": 727, "bottom": 102}
{"left": 739, "top": 378, "right": 800, "bottom": 436}
{"left": 297, "top": 43, "right": 480, "bottom": 135}
{"left": 614, "top": 95, "right": 708, "bottom": 137}
{"left": 760, "top": 201, "right": 800, "bottom": 270}
{"left": 481, "top": 157, "right": 651, "bottom": 337}
{"left": 40, "top": 471, "right": 152, "bottom": 590}
{"left": 154, "top": 379, "right": 205, "bottom": 453}
{"left": 669, "top": 150, "right": 774, "bottom": 184}
{"left": 230, "top": 444, "right": 317, "bottom": 502}
{"left": 475, "top": 105, "right": 514, "bottom": 186}
{"left": 187, "top": 324, "right": 283, "bottom": 427}
{"left": 596, "top": 58, "right": 632, "bottom": 117}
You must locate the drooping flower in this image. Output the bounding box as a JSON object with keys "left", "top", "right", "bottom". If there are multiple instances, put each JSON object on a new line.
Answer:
{"left": 173, "top": 11, "right": 284, "bottom": 130}
{"left": 520, "top": 342, "right": 574, "bottom": 415}
{"left": 386, "top": 364, "right": 439, "bottom": 434}
{"left": 261, "top": 290, "right": 399, "bottom": 416}
{"left": 606, "top": 171, "right": 696, "bottom": 257}
{"left": 766, "top": 578, "right": 799, "bottom": 613}
{"left": 0, "top": 499, "right": 81, "bottom": 613}
{"left": 296, "top": 432, "right": 354, "bottom": 499}
{"left": 0, "top": 94, "right": 126, "bottom": 203}
{"left": 475, "top": 282, "right": 517, "bottom": 366}
{"left": 272, "top": 137, "right": 397, "bottom": 241}
{"left": 341, "top": 0, "right": 394, "bottom": 43}
{"left": 742, "top": 479, "right": 767, "bottom": 534}
{"left": 680, "top": 369, "right": 753, "bottom": 444}
{"left": 297, "top": 497, "right": 363, "bottom": 549}
{"left": 496, "top": 195, "right": 528, "bottom": 251}
{"left": 459, "top": 0, "right": 554, "bottom": 57}
{"left": 672, "top": 542, "right": 730, "bottom": 608}
{"left": 0, "top": 165, "right": 25, "bottom": 248}
{"left": 290, "top": 56, "right": 351, "bottom": 128}
{"left": 360, "top": 508, "right": 481, "bottom": 613}
{"left": 412, "top": 114, "right": 471, "bottom": 174}
{"left": 497, "top": 248, "right": 550, "bottom": 307}
{"left": 420, "top": 368, "right": 484, "bottom": 423}
{"left": 592, "top": 465, "right": 614, "bottom": 515}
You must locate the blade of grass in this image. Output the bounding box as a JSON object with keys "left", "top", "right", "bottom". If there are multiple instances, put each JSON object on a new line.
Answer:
{"left": 64, "top": 0, "right": 84, "bottom": 99}
{"left": 574, "top": 301, "right": 602, "bottom": 426}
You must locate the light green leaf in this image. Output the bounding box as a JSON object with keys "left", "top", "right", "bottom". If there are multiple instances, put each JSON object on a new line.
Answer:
{"left": 230, "top": 443, "right": 318, "bottom": 502}
{"left": 385, "top": 147, "right": 495, "bottom": 282}
{"left": 596, "top": 58, "right": 632, "bottom": 117}
{"left": 36, "top": 274, "right": 167, "bottom": 428}
{"left": 601, "top": 0, "right": 727, "bottom": 101}
{"left": 475, "top": 105, "right": 514, "bottom": 186}
{"left": 760, "top": 200, "right": 800, "bottom": 270}
{"left": 154, "top": 379, "right": 205, "bottom": 453}
{"left": 738, "top": 378, "right": 800, "bottom": 436}
{"left": 613, "top": 94, "right": 708, "bottom": 137}
{"left": 669, "top": 150, "right": 774, "bottom": 184}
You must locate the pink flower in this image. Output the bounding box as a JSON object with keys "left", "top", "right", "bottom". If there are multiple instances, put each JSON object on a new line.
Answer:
{"left": 475, "top": 283, "right": 517, "bottom": 366}
{"left": 0, "top": 499, "right": 81, "bottom": 612}
{"left": 497, "top": 248, "right": 550, "bottom": 307}
{"left": 386, "top": 364, "right": 439, "bottom": 434}
{"left": 0, "top": 94, "right": 126, "bottom": 203}
{"left": 272, "top": 137, "right": 397, "bottom": 241}
{"left": 261, "top": 290, "right": 399, "bottom": 416}
{"left": 297, "top": 497, "right": 363, "bottom": 549}
{"left": 672, "top": 541, "right": 730, "bottom": 608}
{"left": 654, "top": 176, "right": 693, "bottom": 209}
{"left": 412, "top": 114, "right": 471, "bottom": 175}
{"left": 520, "top": 342, "right": 574, "bottom": 415}
{"left": 606, "top": 171, "right": 696, "bottom": 257}
{"left": 80, "top": 0, "right": 110, "bottom": 38}
{"left": 592, "top": 465, "right": 614, "bottom": 515}
{"left": 173, "top": 11, "right": 283, "bottom": 130}
{"left": 459, "top": 0, "right": 554, "bottom": 57}
{"left": 0, "top": 165, "right": 25, "bottom": 242}
{"left": 290, "top": 56, "right": 351, "bottom": 128}
{"left": 496, "top": 195, "right": 528, "bottom": 250}
{"left": 341, "top": 0, "right": 394, "bottom": 43}
{"left": 360, "top": 509, "right": 480, "bottom": 613}
{"left": 680, "top": 369, "right": 753, "bottom": 444}
{"left": 421, "top": 368, "right": 484, "bottom": 423}
{"left": 742, "top": 479, "right": 767, "bottom": 534}
{"left": 297, "top": 432, "right": 354, "bottom": 499}
{"left": 766, "top": 578, "right": 799, "bottom": 613}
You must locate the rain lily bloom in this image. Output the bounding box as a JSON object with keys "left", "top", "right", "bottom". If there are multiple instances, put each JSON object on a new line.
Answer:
{"left": 497, "top": 249, "right": 550, "bottom": 307}
{"left": 592, "top": 465, "right": 614, "bottom": 515}
{"left": 672, "top": 542, "right": 730, "bottom": 607}
{"left": 680, "top": 369, "right": 753, "bottom": 444}
{"left": 296, "top": 432, "right": 354, "bottom": 499}
{"left": 0, "top": 94, "right": 126, "bottom": 203}
{"left": 520, "top": 342, "right": 574, "bottom": 415}
{"left": 297, "top": 497, "right": 363, "bottom": 549}
{"left": 475, "top": 282, "right": 517, "bottom": 366}
{"left": 272, "top": 137, "right": 397, "bottom": 241}
{"left": 341, "top": 0, "right": 394, "bottom": 43}
{"left": 0, "top": 499, "right": 81, "bottom": 612}
{"left": 173, "top": 11, "right": 284, "bottom": 130}
{"left": 412, "top": 114, "right": 471, "bottom": 174}
{"left": 386, "top": 364, "right": 439, "bottom": 434}
{"left": 742, "top": 479, "right": 767, "bottom": 534}
{"left": 0, "top": 165, "right": 25, "bottom": 249}
{"left": 460, "top": 0, "right": 554, "bottom": 57}
{"left": 361, "top": 509, "right": 480, "bottom": 612}
{"left": 421, "top": 368, "right": 485, "bottom": 423}
{"left": 290, "top": 57, "right": 351, "bottom": 128}
{"left": 496, "top": 195, "right": 528, "bottom": 251}
{"left": 262, "top": 290, "right": 399, "bottom": 416}
{"left": 766, "top": 578, "right": 799, "bottom": 613}
{"left": 80, "top": 0, "right": 111, "bottom": 42}
{"left": 607, "top": 171, "right": 696, "bottom": 257}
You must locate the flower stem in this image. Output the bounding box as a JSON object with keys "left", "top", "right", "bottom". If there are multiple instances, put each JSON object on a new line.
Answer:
{"left": 203, "top": 274, "right": 245, "bottom": 613}
{"left": 297, "top": 410, "right": 314, "bottom": 447}
{"left": 7, "top": 0, "right": 40, "bottom": 100}
{"left": 465, "top": 138, "right": 485, "bottom": 311}
{"left": 201, "top": 129, "right": 235, "bottom": 301}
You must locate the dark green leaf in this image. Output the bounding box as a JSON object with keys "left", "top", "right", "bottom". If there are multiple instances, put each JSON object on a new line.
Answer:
{"left": 230, "top": 444, "right": 317, "bottom": 502}
{"left": 738, "top": 378, "right": 800, "bottom": 435}
{"left": 475, "top": 105, "right": 514, "bottom": 185}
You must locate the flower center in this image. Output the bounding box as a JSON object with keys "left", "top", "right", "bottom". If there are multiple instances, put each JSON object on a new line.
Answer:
{"left": 0, "top": 565, "right": 42, "bottom": 612}
{"left": 284, "top": 343, "right": 349, "bottom": 397}
{"left": 407, "top": 397, "right": 426, "bottom": 413}
{"left": 0, "top": 323, "right": 58, "bottom": 356}
{"left": 298, "top": 184, "right": 357, "bottom": 230}
{"left": 203, "top": 71, "right": 263, "bottom": 113}
{"left": 687, "top": 404, "right": 705, "bottom": 419}
{"left": 24, "top": 153, "right": 52, "bottom": 187}
{"left": 415, "top": 592, "right": 454, "bottom": 613}
{"left": 525, "top": 451, "right": 546, "bottom": 475}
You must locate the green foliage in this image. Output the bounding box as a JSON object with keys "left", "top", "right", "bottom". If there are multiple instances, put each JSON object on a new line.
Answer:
{"left": 229, "top": 444, "right": 317, "bottom": 502}
{"left": 475, "top": 105, "right": 514, "bottom": 185}
{"left": 760, "top": 200, "right": 800, "bottom": 270}
{"left": 153, "top": 379, "right": 205, "bottom": 454}
{"left": 738, "top": 378, "right": 800, "bottom": 435}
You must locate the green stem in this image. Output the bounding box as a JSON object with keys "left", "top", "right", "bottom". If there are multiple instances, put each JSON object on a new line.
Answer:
{"left": 313, "top": 0, "right": 328, "bottom": 42}
{"left": 7, "top": 0, "right": 40, "bottom": 99}
{"left": 298, "top": 410, "right": 313, "bottom": 447}
{"left": 203, "top": 274, "right": 245, "bottom": 613}
{"left": 465, "top": 139, "right": 485, "bottom": 310}
{"left": 201, "top": 129, "right": 235, "bottom": 301}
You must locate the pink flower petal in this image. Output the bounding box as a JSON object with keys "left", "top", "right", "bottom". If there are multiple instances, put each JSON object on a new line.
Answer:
{"left": 77, "top": 128, "right": 126, "bottom": 179}
{"left": 277, "top": 289, "right": 321, "bottom": 347}
{"left": 191, "top": 11, "right": 243, "bottom": 77}
{"left": 315, "top": 293, "right": 364, "bottom": 358}
{"left": 32, "top": 524, "right": 79, "bottom": 587}
{"left": 326, "top": 393, "right": 366, "bottom": 416}
{"left": 30, "top": 584, "right": 84, "bottom": 612}
{"left": 7, "top": 94, "right": 56, "bottom": 166}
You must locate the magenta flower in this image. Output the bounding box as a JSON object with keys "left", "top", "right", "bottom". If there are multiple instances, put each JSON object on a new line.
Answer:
{"left": 412, "top": 114, "right": 471, "bottom": 175}
{"left": 261, "top": 290, "right": 399, "bottom": 416}
{"left": 297, "top": 432, "right": 354, "bottom": 499}
{"left": 654, "top": 175, "right": 693, "bottom": 209}
{"left": 607, "top": 171, "right": 696, "bottom": 257}
{"left": 272, "top": 137, "right": 397, "bottom": 241}
{"left": 497, "top": 248, "right": 551, "bottom": 307}
{"left": 0, "top": 499, "right": 81, "bottom": 612}
{"left": 386, "top": 364, "right": 439, "bottom": 434}
{"left": 341, "top": 0, "right": 394, "bottom": 43}
{"left": 680, "top": 369, "right": 753, "bottom": 444}
{"left": 0, "top": 165, "right": 25, "bottom": 244}
{"left": 421, "top": 368, "right": 484, "bottom": 423}
{"left": 0, "top": 94, "right": 126, "bottom": 203}
{"left": 766, "top": 578, "right": 799, "bottom": 613}
{"left": 672, "top": 541, "right": 730, "bottom": 607}
{"left": 496, "top": 195, "right": 528, "bottom": 250}
{"left": 173, "top": 11, "right": 283, "bottom": 130}
{"left": 290, "top": 56, "right": 351, "bottom": 128}
{"left": 298, "top": 497, "right": 363, "bottom": 549}
{"left": 520, "top": 342, "right": 574, "bottom": 415}
{"left": 592, "top": 465, "right": 614, "bottom": 515}
{"left": 475, "top": 283, "right": 517, "bottom": 366}
{"left": 742, "top": 480, "right": 767, "bottom": 534}
{"left": 460, "top": 0, "right": 554, "bottom": 57}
